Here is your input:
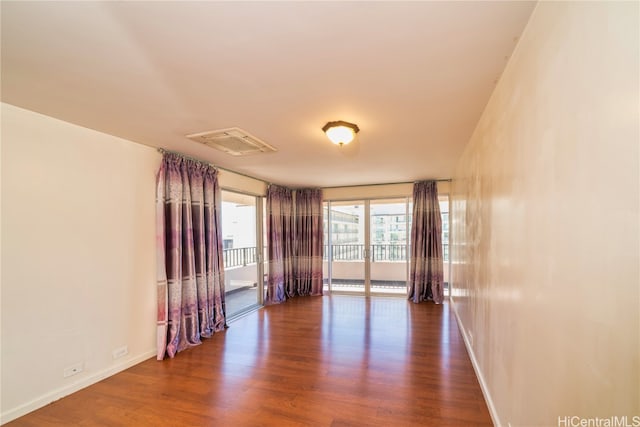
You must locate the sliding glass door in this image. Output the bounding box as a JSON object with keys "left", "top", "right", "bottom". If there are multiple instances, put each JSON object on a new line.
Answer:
{"left": 221, "top": 190, "right": 263, "bottom": 317}
{"left": 325, "top": 201, "right": 366, "bottom": 294}
{"left": 324, "top": 195, "right": 449, "bottom": 297}
{"left": 324, "top": 198, "right": 408, "bottom": 296}
{"left": 370, "top": 198, "right": 410, "bottom": 295}
{"left": 439, "top": 195, "right": 450, "bottom": 293}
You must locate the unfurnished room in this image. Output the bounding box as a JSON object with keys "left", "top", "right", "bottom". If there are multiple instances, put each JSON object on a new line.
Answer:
{"left": 1, "top": 1, "right": 638, "bottom": 426}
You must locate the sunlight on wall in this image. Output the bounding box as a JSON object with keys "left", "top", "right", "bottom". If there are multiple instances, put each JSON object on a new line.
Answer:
{"left": 450, "top": 3, "right": 639, "bottom": 426}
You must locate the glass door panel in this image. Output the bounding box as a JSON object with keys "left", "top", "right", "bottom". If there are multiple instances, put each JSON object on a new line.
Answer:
{"left": 323, "top": 202, "right": 330, "bottom": 293}
{"left": 370, "top": 198, "right": 409, "bottom": 295}
{"left": 221, "top": 190, "right": 259, "bottom": 317}
{"left": 439, "top": 195, "right": 450, "bottom": 295}
{"left": 262, "top": 196, "right": 268, "bottom": 303}
{"left": 328, "top": 201, "right": 365, "bottom": 293}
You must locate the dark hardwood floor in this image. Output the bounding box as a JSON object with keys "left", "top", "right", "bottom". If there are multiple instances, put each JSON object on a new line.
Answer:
{"left": 7, "top": 295, "right": 492, "bottom": 426}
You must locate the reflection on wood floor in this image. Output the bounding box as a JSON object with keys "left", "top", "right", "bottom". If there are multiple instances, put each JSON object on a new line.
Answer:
{"left": 7, "top": 295, "right": 492, "bottom": 426}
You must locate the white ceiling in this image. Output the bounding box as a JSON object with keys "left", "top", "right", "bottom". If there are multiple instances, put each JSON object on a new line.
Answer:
{"left": 1, "top": 1, "right": 535, "bottom": 188}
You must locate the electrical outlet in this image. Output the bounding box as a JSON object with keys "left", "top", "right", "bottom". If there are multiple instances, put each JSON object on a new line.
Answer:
{"left": 63, "top": 362, "right": 83, "bottom": 378}
{"left": 112, "top": 345, "right": 128, "bottom": 359}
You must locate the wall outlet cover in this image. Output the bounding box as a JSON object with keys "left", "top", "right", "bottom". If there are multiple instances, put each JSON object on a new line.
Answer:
{"left": 63, "top": 363, "right": 83, "bottom": 378}
{"left": 112, "top": 345, "right": 129, "bottom": 359}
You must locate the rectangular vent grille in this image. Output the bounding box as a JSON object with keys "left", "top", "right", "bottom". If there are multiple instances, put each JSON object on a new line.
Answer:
{"left": 186, "top": 127, "right": 277, "bottom": 156}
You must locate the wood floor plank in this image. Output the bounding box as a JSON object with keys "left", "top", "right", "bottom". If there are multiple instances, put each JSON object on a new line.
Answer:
{"left": 6, "top": 296, "right": 492, "bottom": 426}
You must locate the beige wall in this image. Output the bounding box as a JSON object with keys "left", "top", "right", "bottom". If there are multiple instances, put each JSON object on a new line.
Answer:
{"left": 450, "top": 2, "right": 639, "bottom": 426}
{"left": 0, "top": 104, "right": 160, "bottom": 423}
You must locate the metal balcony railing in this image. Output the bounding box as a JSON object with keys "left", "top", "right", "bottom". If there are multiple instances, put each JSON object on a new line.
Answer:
{"left": 223, "top": 247, "right": 257, "bottom": 268}
{"left": 224, "top": 243, "right": 449, "bottom": 268}
{"left": 323, "top": 244, "right": 449, "bottom": 262}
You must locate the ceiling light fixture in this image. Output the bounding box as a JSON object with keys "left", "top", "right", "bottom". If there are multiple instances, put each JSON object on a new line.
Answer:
{"left": 322, "top": 121, "right": 360, "bottom": 146}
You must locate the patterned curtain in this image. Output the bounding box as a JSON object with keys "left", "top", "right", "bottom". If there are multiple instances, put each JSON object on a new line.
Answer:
{"left": 409, "top": 181, "right": 444, "bottom": 304}
{"left": 156, "top": 153, "right": 226, "bottom": 359}
{"left": 265, "top": 185, "right": 294, "bottom": 304}
{"left": 294, "top": 189, "right": 324, "bottom": 296}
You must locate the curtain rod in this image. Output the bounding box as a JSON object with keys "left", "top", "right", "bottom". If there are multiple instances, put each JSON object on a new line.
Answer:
{"left": 321, "top": 179, "right": 452, "bottom": 189}
{"left": 157, "top": 148, "right": 272, "bottom": 184}
{"left": 157, "top": 148, "right": 452, "bottom": 188}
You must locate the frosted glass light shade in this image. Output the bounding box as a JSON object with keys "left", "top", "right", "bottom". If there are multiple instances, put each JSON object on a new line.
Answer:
{"left": 322, "top": 121, "right": 360, "bottom": 146}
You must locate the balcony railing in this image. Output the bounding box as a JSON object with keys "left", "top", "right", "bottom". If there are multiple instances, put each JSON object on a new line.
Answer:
{"left": 323, "top": 244, "right": 449, "bottom": 262}
{"left": 323, "top": 244, "right": 407, "bottom": 262}
{"left": 224, "top": 243, "right": 449, "bottom": 268}
{"left": 223, "top": 247, "right": 257, "bottom": 268}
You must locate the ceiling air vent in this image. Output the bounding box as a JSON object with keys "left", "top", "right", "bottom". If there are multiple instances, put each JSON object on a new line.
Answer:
{"left": 186, "top": 127, "right": 277, "bottom": 156}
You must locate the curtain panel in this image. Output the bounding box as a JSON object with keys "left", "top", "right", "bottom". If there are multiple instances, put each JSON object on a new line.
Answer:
{"left": 265, "top": 185, "right": 294, "bottom": 304}
{"left": 294, "top": 189, "right": 324, "bottom": 297}
{"left": 156, "top": 153, "right": 226, "bottom": 359}
{"left": 408, "top": 181, "right": 444, "bottom": 304}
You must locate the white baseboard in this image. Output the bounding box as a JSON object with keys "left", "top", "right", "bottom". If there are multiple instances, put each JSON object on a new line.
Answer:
{"left": 449, "top": 297, "right": 501, "bottom": 427}
{"left": 1, "top": 349, "right": 156, "bottom": 425}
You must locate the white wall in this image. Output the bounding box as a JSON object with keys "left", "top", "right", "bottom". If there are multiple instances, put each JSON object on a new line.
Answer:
{"left": 323, "top": 261, "right": 449, "bottom": 284}
{"left": 219, "top": 169, "right": 267, "bottom": 196}
{"left": 451, "top": 3, "right": 639, "bottom": 426}
{"left": 222, "top": 203, "right": 257, "bottom": 249}
{"left": 322, "top": 181, "right": 450, "bottom": 200}
{"left": 0, "top": 104, "right": 160, "bottom": 423}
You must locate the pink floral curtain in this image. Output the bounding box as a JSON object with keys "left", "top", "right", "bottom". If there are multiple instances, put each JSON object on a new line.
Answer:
{"left": 156, "top": 153, "right": 226, "bottom": 359}
{"left": 294, "top": 189, "right": 323, "bottom": 296}
{"left": 409, "top": 181, "right": 444, "bottom": 304}
{"left": 265, "top": 185, "right": 294, "bottom": 304}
